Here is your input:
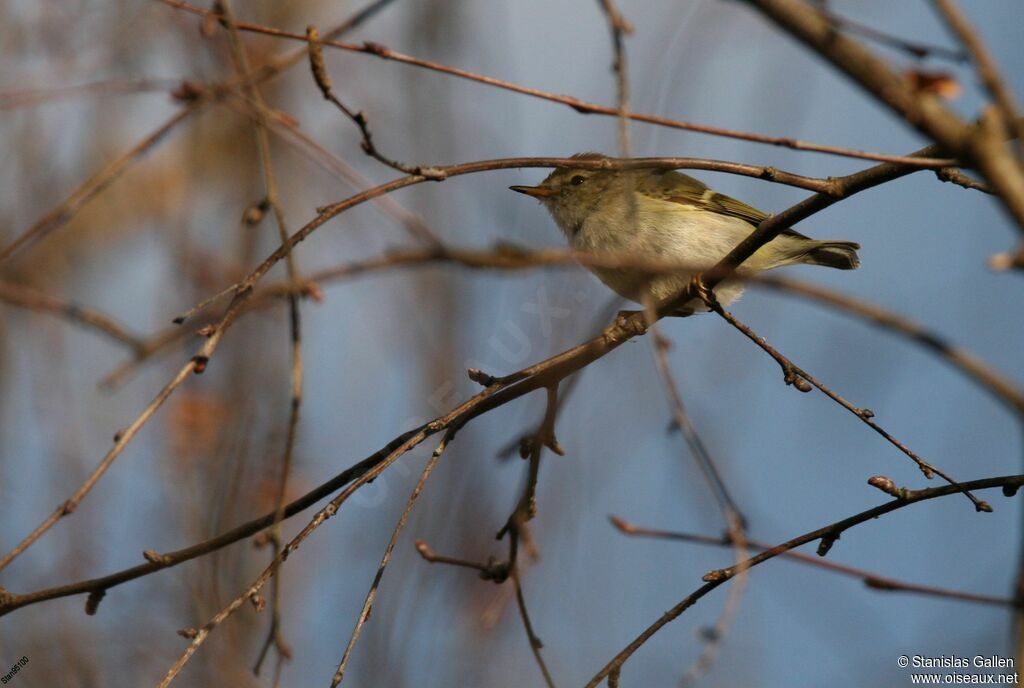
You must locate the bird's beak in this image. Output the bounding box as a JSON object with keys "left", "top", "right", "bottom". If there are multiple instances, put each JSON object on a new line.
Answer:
{"left": 509, "top": 185, "right": 556, "bottom": 199}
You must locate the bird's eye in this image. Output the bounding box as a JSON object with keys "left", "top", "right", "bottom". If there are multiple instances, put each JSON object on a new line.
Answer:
{"left": 570, "top": 175, "right": 586, "bottom": 186}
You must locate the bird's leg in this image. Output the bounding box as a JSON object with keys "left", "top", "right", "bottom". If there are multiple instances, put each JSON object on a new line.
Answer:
{"left": 690, "top": 276, "right": 720, "bottom": 313}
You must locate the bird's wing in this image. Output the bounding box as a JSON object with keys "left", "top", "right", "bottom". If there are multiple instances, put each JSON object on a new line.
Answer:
{"left": 639, "top": 170, "right": 809, "bottom": 240}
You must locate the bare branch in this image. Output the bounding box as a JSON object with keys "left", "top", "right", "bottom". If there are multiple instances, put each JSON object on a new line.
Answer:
{"left": 610, "top": 516, "right": 1014, "bottom": 607}
{"left": 331, "top": 432, "right": 452, "bottom": 686}
{"left": 699, "top": 288, "right": 991, "bottom": 512}
{"left": 157, "top": 0, "right": 959, "bottom": 169}
{"left": 745, "top": 0, "right": 1024, "bottom": 234}
{"left": 0, "top": 281, "right": 146, "bottom": 352}
{"left": 931, "top": 0, "right": 1024, "bottom": 152}
{"left": 584, "top": 475, "right": 1024, "bottom": 686}
{"left": 596, "top": 0, "right": 633, "bottom": 157}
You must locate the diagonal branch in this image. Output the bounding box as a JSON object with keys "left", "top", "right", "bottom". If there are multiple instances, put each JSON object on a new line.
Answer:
{"left": 930, "top": 0, "right": 1024, "bottom": 152}
{"left": 610, "top": 515, "right": 1013, "bottom": 607}
{"left": 331, "top": 432, "right": 453, "bottom": 686}
{"left": 584, "top": 475, "right": 1024, "bottom": 686}
{"left": 158, "top": 0, "right": 958, "bottom": 169}
{"left": 218, "top": 1, "right": 305, "bottom": 678}
{"left": 745, "top": 0, "right": 1024, "bottom": 235}
{"left": 0, "top": 142, "right": 957, "bottom": 608}
{"left": 700, "top": 289, "right": 990, "bottom": 512}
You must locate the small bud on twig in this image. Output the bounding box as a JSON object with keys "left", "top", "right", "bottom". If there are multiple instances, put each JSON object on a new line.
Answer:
{"left": 306, "top": 26, "right": 333, "bottom": 100}
{"left": 467, "top": 368, "right": 496, "bottom": 387}
{"left": 85, "top": 589, "right": 106, "bottom": 616}
{"left": 143, "top": 549, "right": 173, "bottom": 565}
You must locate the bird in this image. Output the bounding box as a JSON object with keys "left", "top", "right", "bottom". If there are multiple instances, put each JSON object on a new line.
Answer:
{"left": 510, "top": 153, "right": 859, "bottom": 313}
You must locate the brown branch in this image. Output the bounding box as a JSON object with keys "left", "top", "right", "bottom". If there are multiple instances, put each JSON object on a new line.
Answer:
{"left": 117, "top": 246, "right": 1024, "bottom": 425}
{"left": 752, "top": 274, "right": 1024, "bottom": 418}
{"left": 819, "top": 7, "right": 967, "bottom": 63}
{"left": 934, "top": 166, "right": 993, "bottom": 194}
{"left": 745, "top": 0, "right": 1024, "bottom": 234}
{"left": 584, "top": 475, "right": 1024, "bottom": 686}
{"left": 0, "top": 102, "right": 202, "bottom": 266}
{"left": 157, "top": 0, "right": 958, "bottom": 169}
{"left": 0, "top": 0, "right": 397, "bottom": 268}
{"left": 288, "top": 251, "right": 1024, "bottom": 421}
{"left": 0, "top": 78, "right": 183, "bottom": 110}
{"left": 609, "top": 515, "right": 1014, "bottom": 607}
{"left": 0, "top": 142, "right": 948, "bottom": 615}
{"left": 646, "top": 317, "right": 746, "bottom": 524}
{"left": 414, "top": 541, "right": 507, "bottom": 577}
{"left": 331, "top": 432, "right": 452, "bottom": 686}
{"left": 0, "top": 0, "right": 400, "bottom": 576}
{"left": 930, "top": 0, "right": 1024, "bottom": 153}
{"left": 0, "top": 281, "right": 146, "bottom": 352}
{"left": 169, "top": 152, "right": 849, "bottom": 323}
{"left": 0, "top": 359, "right": 199, "bottom": 572}
{"left": 157, "top": 412, "right": 467, "bottom": 686}
{"left": 511, "top": 567, "right": 559, "bottom": 688}
{"left": 222, "top": 92, "right": 440, "bottom": 244}
{"left": 643, "top": 313, "right": 749, "bottom": 685}
{"left": 700, "top": 289, "right": 991, "bottom": 512}
{"left": 218, "top": 1, "right": 304, "bottom": 678}
{"left": 596, "top": 0, "right": 633, "bottom": 157}
{"left": 413, "top": 541, "right": 558, "bottom": 688}
{"left": 307, "top": 26, "right": 447, "bottom": 184}
{"left": 0, "top": 423, "right": 428, "bottom": 617}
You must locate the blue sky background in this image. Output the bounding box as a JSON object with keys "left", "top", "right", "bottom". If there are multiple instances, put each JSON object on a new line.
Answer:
{"left": 1, "top": 1, "right": 1022, "bottom": 686}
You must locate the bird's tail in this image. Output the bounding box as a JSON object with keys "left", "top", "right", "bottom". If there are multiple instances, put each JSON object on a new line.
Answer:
{"left": 800, "top": 240, "right": 861, "bottom": 270}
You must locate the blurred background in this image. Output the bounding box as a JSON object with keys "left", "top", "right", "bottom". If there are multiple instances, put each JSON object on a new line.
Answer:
{"left": 1, "top": 1, "right": 1022, "bottom": 686}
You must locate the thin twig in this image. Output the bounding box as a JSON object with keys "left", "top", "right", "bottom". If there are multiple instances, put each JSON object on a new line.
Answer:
{"left": 222, "top": 92, "right": 440, "bottom": 244}
{"left": 0, "top": 77, "right": 183, "bottom": 110}
{"left": 584, "top": 475, "right": 1024, "bottom": 686}
{"left": 414, "top": 540, "right": 507, "bottom": 577}
{"left": 218, "top": 1, "right": 304, "bottom": 678}
{"left": 597, "top": 0, "right": 633, "bottom": 157}
{"left": 0, "top": 360, "right": 200, "bottom": 572}
{"left": 0, "top": 103, "right": 202, "bottom": 266}
{"left": 0, "top": 281, "right": 146, "bottom": 352}
{"left": 930, "top": 0, "right": 1024, "bottom": 154}
{"left": 751, "top": 274, "right": 1024, "bottom": 418}
{"left": 609, "top": 515, "right": 1011, "bottom": 607}
{"left": 934, "top": 166, "right": 993, "bottom": 194}
{"left": 307, "top": 26, "right": 447, "bottom": 184}
{"left": 818, "top": 7, "right": 967, "bottom": 63}
{"left": 496, "top": 385, "right": 563, "bottom": 563}
{"left": 0, "top": 142, "right": 957, "bottom": 613}
{"left": 643, "top": 313, "right": 750, "bottom": 685}
{"left": 331, "top": 432, "right": 452, "bottom": 686}
{"left": 511, "top": 567, "right": 558, "bottom": 688}
{"left": 413, "top": 541, "right": 557, "bottom": 688}
{"left": 0, "top": 0, "right": 400, "bottom": 577}
{"left": 745, "top": 0, "right": 1024, "bottom": 235}
{"left": 645, "top": 317, "right": 746, "bottom": 525}
{"left": 157, "top": 0, "right": 959, "bottom": 169}
{"left": 699, "top": 287, "right": 991, "bottom": 512}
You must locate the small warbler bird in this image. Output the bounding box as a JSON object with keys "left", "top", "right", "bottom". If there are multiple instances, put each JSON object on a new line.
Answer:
{"left": 511, "top": 153, "right": 859, "bottom": 312}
